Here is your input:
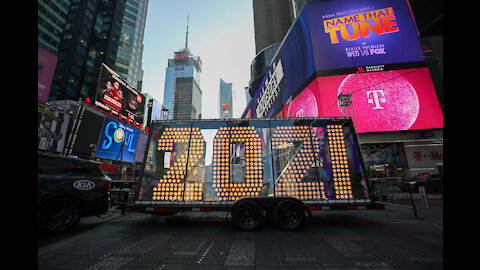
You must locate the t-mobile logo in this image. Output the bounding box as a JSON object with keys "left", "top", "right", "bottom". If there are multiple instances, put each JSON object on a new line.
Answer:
{"left": 366, "top": 90, "right": 386, "bottom": 109}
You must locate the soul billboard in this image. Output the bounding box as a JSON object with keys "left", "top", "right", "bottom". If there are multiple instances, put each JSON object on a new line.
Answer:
{"left": 96, "top": 116, "right": 140, "bottom": 163}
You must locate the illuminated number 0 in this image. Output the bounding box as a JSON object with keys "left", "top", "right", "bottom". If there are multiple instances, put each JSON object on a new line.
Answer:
{"left": 212, "top": 126, "right": 263, "bottom": 201}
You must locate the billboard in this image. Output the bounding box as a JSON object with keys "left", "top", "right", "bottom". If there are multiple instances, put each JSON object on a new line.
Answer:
{"left": 95, "top": 64, "right": 145, "bottom": 127}
{"left": 38, "top": 106, "right": 70, "bottom": 153}
{"left": 96, "top": 116, "right": 140, "bottom": 163}
{"left": 246, "top": 0, "right": 440, "bottom": 132}
{"left": 307, "top": 0, "right": 424, "bottom": 70}
{"left": 283, "top": 67, "right": 443, "bottom": 133}
{"left": 68, "top": 107, "right": 105, "bottom": 158}
{"left": 38, "top": 47, "right": 58, "bottom": 103}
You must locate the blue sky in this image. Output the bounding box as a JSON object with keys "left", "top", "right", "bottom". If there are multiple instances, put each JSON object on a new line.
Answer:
{"left": 141, "top": 0, "right": 256, "bottom": 119}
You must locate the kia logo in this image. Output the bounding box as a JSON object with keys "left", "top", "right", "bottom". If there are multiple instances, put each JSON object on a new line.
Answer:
{"left": 73, "top": 180, "right": 95, "bottom": 190}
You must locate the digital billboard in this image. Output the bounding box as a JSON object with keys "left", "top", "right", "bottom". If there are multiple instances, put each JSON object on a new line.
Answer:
{"left": 96, "top": 116, "right": 140, "bottom": 163}
{"left": 95, "top": 64, "right": 145, "bottom": 127}
{"left": 307, "top": 0, "right": 424, "bottom": 70}
{"left": 247, "top": 0, "right": 436, "bottom": 130}
{"left": 38, "top": 106, "right": 70, "bottom": 153}
{"left": 67, "top": 107, "right": 105, "bottom": 158}
{"left": 38, "top": 47, "right": 58, "bottom": 103}
{"left": 283, "top": 67, "right": 443, "bottom": 133}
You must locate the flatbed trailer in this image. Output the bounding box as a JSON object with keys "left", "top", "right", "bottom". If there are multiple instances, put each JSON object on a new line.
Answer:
{"left": 134, "top": 117, "right": 382, "bottom": 230}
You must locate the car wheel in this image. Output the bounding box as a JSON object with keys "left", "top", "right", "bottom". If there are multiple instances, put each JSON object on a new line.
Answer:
{"left": 273, "top": 199, "right": 305, "bottom": 230}
{"left": 39, "top": 198, "right": 82, "bottom": 234}
{"left": 231, "top": 200, "right": 263, "bottom": 231}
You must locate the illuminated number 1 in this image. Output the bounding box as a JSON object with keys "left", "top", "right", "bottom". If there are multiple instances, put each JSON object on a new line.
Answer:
{"left": 327, "top": 124, "right": 353, "bottom": 199}
{"left": 153, "top": 127, "right": 205, "bottom": 201}
{"left": 212, "top": 126, "right": 263, "bottom": 201}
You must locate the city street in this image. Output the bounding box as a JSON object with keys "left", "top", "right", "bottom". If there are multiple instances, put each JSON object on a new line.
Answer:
{"left": 38, "top": 197, "right": 443, "bottom": 269}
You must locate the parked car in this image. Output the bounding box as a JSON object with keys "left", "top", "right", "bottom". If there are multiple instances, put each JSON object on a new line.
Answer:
{"left": 399, "top": 172, "right": 442, "bottom": 192}
{"left": 38, "top": 152, "right": 111, "bottom": 234}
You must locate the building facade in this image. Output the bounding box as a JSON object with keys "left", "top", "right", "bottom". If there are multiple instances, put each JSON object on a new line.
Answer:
{"left": 38, "top": 0, "right": 72, "bottom": 54}
{"left": 219, "top": 79, "right": 233, "bottom": 119}
{"left": 252, "top": 0, "right": 305, "bottom": 54}
{"left": 47, "top": 0, "right": 126, "bottom": 102}
{"left": 114, "top": 0, "right": 149, "bottom": 90}
{"left": 173, "top": 77, "right": 202, "bottom": 120}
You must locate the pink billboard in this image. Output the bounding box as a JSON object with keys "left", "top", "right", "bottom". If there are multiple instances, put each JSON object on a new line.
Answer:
{"left": 283, "top": 67, "right": 443, "bottom": 133}
{"left": 38, "top": 47, "right": 58, "bottom": 103}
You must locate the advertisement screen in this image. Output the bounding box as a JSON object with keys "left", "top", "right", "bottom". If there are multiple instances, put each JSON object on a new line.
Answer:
{"left": 38, "top": 47, "right": 58, "bottom": 103}
{"left": 283, "top": 67, "right": 443, "bottom": 133}
{"left": 248, "top": 0, "right": 426, "bottom": 122}
{"left": 96, "top": 116, "right": 140, "bottom": 163}
{"left": 95, "top": 64, "right": 145, "bottom": 126}
{"left": 307, "top": 0, "right": 424, "bottom": 71}
{"left": 69, "top": 108, "right": 105, "bottom": 158}
{"left": 38, "top": 106, "right": 70, "bottom": 153}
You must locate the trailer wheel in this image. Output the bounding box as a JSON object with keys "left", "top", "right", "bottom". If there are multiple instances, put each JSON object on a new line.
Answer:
{"left": 273, "top": 199, "right": 305, "bottom": 230}
{"left": 231, "top": 199, "right": 263, "bottom": 231}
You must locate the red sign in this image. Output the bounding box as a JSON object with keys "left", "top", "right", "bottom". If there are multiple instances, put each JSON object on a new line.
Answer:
{"left": 98, "top": 160, "right": 118, "bottom": 174}
{"left": 175, "top": 52, "right": 185, "bottom": 60}
{"left": 413, "top": 151, "right": 443, "bottom": 161}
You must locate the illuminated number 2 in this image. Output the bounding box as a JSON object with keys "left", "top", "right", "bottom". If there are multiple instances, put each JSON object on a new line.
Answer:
{"left": 212, "top": 126, "right": 263, "bottom": 201}
{"left": 272, "top": 126, "right": 326, "bottom": 200}
{"left": 153, "top": 127, "right": 205, "bottom": 201}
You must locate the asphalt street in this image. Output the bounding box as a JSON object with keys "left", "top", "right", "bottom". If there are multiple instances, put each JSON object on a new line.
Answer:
{"left": 38, "top": 195, "right": 443, "bottom": 270}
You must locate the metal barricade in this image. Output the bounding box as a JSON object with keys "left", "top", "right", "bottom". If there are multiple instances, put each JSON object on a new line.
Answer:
{"left": 110, "top": 180, "right": 137, "bottom": 214}
{"left": 369, "top": 177, "right": 418, "bottom": 218}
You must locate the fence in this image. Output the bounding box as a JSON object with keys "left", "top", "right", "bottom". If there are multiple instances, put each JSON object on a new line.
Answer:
{"left": 369, "top": 177, "right": 418, "bottom": 218}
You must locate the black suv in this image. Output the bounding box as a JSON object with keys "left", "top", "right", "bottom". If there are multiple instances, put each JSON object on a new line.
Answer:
{"left": 38, "top": 152, "right": 111, "bottom": 234}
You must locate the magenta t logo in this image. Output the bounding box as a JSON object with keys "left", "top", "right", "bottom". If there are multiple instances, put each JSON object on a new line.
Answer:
{"left": 366, "top": 90, "right": 386, "bottom": 109}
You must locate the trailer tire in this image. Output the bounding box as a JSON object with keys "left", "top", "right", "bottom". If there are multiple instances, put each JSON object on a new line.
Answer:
{"left": 231, "top": 199, "right": 263, "bottom": 231}
{"left": 273, "top": 199, "right": 305, "bottom": 230}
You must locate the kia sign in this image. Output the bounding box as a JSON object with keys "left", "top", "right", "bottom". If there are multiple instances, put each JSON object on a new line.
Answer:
{"left": 96, "top": 116, "right": 140, "bottom": 163}
{"left": 73, "top": 180, "right": 95, "bottom": 190}
{"left": 283, "top": 67, "right": 443, "bottom": 133}
{"left": 95, "top": 64, "right": 145, "bottom": 127}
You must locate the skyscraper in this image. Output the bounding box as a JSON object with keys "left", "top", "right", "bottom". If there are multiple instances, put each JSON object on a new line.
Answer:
{"left": 115, "top": 0, "right": 149, "bottom": 90}
{"left": 252, "top": 0, "right": 305, "bottom": 54}
{"left": 38, "top": 0, "right": 72, "bottom": 55}
{"left": 219, "top": 79, "right": 233, "bottom": 119}
{"left": 48, "top": 0, "right": 127, "bottom": 101}
{"left": 163, "top": 15, "right": 202, "bottom": 120}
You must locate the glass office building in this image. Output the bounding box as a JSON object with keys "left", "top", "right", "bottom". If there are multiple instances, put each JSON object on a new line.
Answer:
{"left": 48, "top": 0, "right": 126, "bottom": 101}
{"left": 163, "top": 48, "right": 202, "bottom": 119}
{"left": 115, "top": 0, "right": 148, "bottom": 90}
